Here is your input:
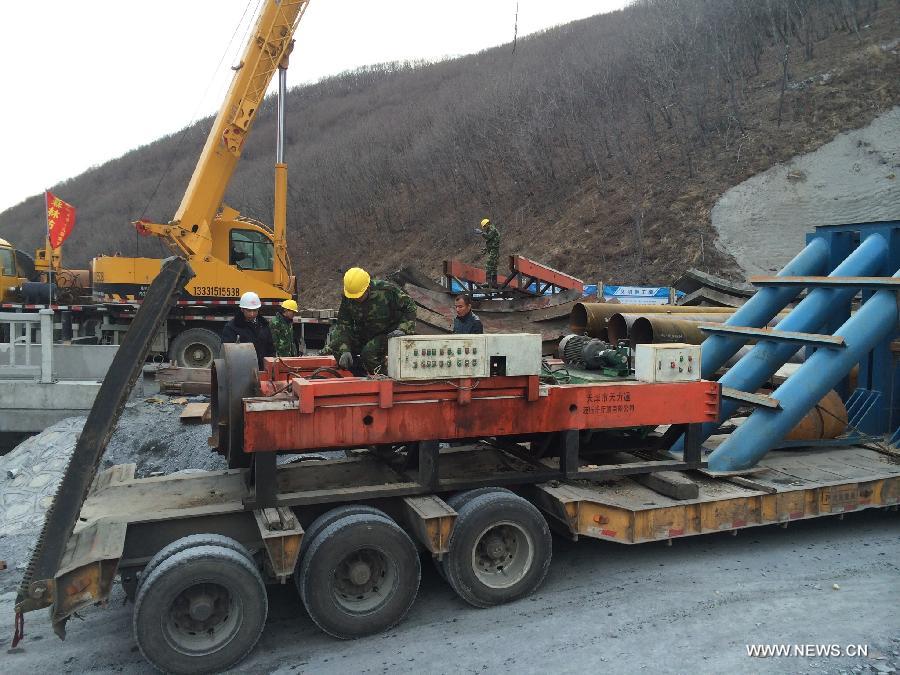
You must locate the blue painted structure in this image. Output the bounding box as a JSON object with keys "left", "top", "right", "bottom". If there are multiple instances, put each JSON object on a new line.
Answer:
{"left": 671, "top": 220, "right": 900, "bottom": 468}
{"left": 699, "top": 238, "right": 830, "bottom": 380}
{"left": 709, "top": 269, "right": 900, "bottom": 471}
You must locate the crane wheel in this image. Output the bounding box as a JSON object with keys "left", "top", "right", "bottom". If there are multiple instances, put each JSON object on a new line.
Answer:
{"left": 443, "top": 491, "right": 551, "bottom": 608}
{"left": 298, "top": 513, "right": 420, "bottom": 639}
{"left": 210, "top": 343, "right": 260, "bottom": 468}
{"left": 134, "top": 544, "right": 267, "bottom": 675}
{"left": 138, "top": 534, "right": 254, "bottom": 595}
{"left": 169, "top": 327, "right": 222, "bottom": 368}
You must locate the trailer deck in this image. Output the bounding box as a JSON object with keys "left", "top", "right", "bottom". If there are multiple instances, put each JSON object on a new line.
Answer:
{"left": 47, "top": 442, "right": 899, "bottom": 641}
{"left": 536, "top": 446, "right": 899, "bottom": 544}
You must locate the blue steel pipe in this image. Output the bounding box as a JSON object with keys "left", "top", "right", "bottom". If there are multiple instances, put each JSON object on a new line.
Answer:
{"left": 671, "top": 232, "right": 889, "bottom": 455}
{"left": 700, "top": 237, "right": 830, "bottom": 380}
{"left": 708, "top": 268, "right": 900, "bottom": 471}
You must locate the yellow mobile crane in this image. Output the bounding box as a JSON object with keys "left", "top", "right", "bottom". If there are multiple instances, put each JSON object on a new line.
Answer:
{"left": 1, "top": 1, "right": 327, "bottom": 366}
{"left": 93, "top": 0, "right": 307, "bottom": 304}
{"left": 0, "top": 0, "right": 333, "bottom": 367}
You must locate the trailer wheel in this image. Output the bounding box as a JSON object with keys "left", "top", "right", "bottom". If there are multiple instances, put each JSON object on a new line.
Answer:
{"left": 446, "top": 487, "right": 513, "bottom": 512}
{"left": 299, "top": 513, "right": 420, "bottom": 639}
{"left": 443, "top": 491, "right": 551, "bottom": 608}
{"left": 297, "top": 504, "right": 387, "bottom": 564}
{"left": 169, "top": 328, "right": 222, "bottom": 368}
{"left": 139, "top": 534, "right": 254, "bottom": 593}
{"left": 436, "top": 488, "right": 514, "bottom": 580}
{"left": 134, "top": 545, "right": 267, "bottom": 675}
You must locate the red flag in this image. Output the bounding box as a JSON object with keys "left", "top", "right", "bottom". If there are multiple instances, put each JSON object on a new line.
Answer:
{"left": 45, "top": 191, "right": 76, "bottom": 249}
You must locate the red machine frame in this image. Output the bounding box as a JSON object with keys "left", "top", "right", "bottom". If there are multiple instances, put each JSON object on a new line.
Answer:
{"left": 219, "top": 354, "right": 720, "bottom": 508}
{"left": 250, "top": 357, "right": 718, "bottom": 453}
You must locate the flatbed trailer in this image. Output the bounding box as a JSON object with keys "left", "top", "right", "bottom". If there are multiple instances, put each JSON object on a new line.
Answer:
{"left": 40, "top": 440, "right": 899, "bottom": 674}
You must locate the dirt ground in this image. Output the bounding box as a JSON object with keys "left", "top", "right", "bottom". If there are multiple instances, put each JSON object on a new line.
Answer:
{"left": 2, "top": 508, "right": 897, "bottom": 674}
{"left": 711, "top": 106, "right": 900, "bottom": 276}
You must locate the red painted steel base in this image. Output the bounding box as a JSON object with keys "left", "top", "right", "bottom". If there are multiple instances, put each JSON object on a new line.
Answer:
{"left": 245, "top": 357, "right": 719, "bottom": 453}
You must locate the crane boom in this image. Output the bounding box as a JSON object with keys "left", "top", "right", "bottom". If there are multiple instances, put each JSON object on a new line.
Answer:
{"left": 152, "top": 0, "right": 309, "bottom": 257}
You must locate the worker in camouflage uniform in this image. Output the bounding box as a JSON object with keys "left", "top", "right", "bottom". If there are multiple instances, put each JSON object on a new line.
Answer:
{"left": 326, "top": 267, "right": 417, "bottom": 374}
{"left": 271, "top": 299, "right": 300, "bottom": 357}
{"left": 479, "top": 217, "right": 501, "bottom": 287}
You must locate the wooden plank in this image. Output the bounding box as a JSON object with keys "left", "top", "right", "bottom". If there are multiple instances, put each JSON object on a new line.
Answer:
{"left": 180, "top": 402, "right": 210, "bottom": 423}
{"left": 156, "top": 366, "right": 212, "bottom": 384}
{"left": 633, "top": 471, "right": 700, "bottom": 500}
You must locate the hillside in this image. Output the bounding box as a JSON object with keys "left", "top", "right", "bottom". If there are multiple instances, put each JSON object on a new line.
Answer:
{"left": 1, "top": 0, "right": 898, "bottom": 306}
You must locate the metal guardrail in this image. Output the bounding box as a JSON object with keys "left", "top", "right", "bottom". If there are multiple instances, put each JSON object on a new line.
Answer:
{"left": 0, "top": 309, "right": 53, "bottom": 383}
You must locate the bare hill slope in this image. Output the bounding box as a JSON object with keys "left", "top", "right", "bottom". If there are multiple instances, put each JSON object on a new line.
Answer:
{"left": 1, "top": 0, "right": 898, "bottom": 305}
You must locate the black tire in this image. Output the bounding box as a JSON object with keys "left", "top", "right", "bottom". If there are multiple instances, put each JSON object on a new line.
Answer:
{"left": 169, "top": 328, "right": 222, "bottom": 368}
{"left": 298, "top": 513, "right": 420, "bottom": 639}
{"left": 443, "top": 491, "right": 552, "bottom": 608}
{"left": 445, "top": 487, "right": 514, "bottom": 512}
{"left": 436, "top": 488, "right": 514, "bottom": 581}
{"left": 139, "top": 534, "right": 253, "bottom": 594}
{"left": 134, "top": 545, "right": 267, "bottom": 674}
{"left": 297, "top": 504, "right": 388, "bottom": 564}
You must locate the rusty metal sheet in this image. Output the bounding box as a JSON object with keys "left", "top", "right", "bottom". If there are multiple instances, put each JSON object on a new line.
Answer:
{"left": 402, "top": 495, "right": 457, "bottom": 557}
{"left": 253, "top": 507, "right": 302, "bottom": 582}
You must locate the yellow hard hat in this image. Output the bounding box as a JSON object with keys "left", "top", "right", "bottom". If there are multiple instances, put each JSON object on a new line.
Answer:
{"left": 343, "top": 267, "right": 371, "bottom": 299}
{"left": 480, "top": 218, "right": 491, "bottom": 228}
{"left": 280, "top": 299, "right": 299, "bottom": 312}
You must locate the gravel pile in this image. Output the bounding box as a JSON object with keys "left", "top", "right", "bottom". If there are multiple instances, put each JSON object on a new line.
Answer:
{"left": 0, "top": 394, "right": 225, "bottom": 592}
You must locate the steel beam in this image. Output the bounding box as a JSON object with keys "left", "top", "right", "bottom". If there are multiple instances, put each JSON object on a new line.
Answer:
{"left": 699, "top": 324, "right": 846, "bottom": 349}
{"left": 709, "top": 269, "right": 900, "bottom": 471}
{"left": 750, "top": 276, "right": 900, "bottom": 289}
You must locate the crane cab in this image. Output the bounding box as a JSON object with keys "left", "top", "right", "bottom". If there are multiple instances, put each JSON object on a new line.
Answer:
{"left": 91, "top": 210, "right": 293, "bottom": 303}
{"left": 0, "top": 238, "right": 29, "bottom": 302}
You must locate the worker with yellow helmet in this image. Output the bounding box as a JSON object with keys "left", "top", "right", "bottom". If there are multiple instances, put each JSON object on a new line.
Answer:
{"left": 325, "top": 267, "right": 417, "bottom": 373}
{"left": 271, "top": 298, "right": 302, "bottom": 357}
{"left": 479, "top": 217, "right": 501, "bottom": 287}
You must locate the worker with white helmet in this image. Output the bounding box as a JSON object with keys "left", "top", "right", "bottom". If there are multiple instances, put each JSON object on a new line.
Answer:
{"left": 221, "top": 291, "right": 275, "bottom": 368}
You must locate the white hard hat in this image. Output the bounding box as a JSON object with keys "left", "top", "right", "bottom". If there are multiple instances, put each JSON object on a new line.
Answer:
{"left": 239, "top": 291, "right": 261, "bottom": 309}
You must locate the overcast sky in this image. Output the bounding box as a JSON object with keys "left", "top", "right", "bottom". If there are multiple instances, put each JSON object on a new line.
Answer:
{"left": 0, "top": 0, "right": 626, "bottom": 213}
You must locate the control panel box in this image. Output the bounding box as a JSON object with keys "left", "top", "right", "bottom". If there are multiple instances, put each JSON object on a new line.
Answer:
{"left": 387, "top": 334, "right": 542, "bottom": 380}
{"left": 634, "top": 343, "right": 701, "bottom": 383}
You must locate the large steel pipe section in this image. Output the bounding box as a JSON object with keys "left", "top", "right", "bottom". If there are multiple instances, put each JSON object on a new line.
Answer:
{"left": 570, "top": 303, "right": 733, "bottom": 339}
{"left": 624, "top": 314, "right": 789, "bottom": 346}
{"left": 616, "top": 314, "right": 732, "bottom": 345}
{"left": 700, "top": 238, "right": 830, "bottom": 379}
{"left": 671, "top": 232, "right": 889, "bottom": 456}
{"left": 708, "top": 270, "right": 899, "bottom": 471}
